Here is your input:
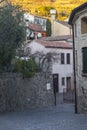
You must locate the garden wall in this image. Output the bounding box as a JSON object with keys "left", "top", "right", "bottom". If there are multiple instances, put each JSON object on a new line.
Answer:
{"left": 0, "top": 73, "right": 54, "bottom": 112}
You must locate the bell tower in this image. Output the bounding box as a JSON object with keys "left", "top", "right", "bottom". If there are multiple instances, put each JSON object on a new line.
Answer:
{"left": 50, "top": 9, "right": 56, "bottom": 36}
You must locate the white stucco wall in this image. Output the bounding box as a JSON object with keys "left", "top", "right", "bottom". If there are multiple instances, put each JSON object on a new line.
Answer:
{"left": 26, "top": 41, "right": 73, "bottom": 93}
{"left": 25, "top": 40, "right": 45, "bottom": 54}
{"left": 53, "top": 21, "right": 71, "bottom": 36}
{"left": 51, "top": 48, "right": 73, "bottom": 93}
{"left": 24, "top": 14, "right": 34, "bottom": 22}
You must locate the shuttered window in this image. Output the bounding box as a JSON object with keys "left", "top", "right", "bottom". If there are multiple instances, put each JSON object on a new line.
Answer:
{"left": 66, "top": 53, "right": 70, "bottom": 64}
{"left": 81, "top": 17, "right": 87, "bottom": 34}
{"left": 61, "top": 53, "right": 65, "bottom": 64}
{"left": 82, "top": 47, "right": 87, "bottom": 73}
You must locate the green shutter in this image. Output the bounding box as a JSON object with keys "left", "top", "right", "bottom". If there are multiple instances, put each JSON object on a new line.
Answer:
{"left": 82, "top": 48, "right": 87, "bottom": 73}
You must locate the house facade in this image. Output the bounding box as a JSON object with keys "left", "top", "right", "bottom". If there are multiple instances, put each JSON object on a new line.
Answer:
{"left": 34, "top": 15, "right": 47, "bottom": 32}
{"left": 24, "top": 14, "right": 47, "bottom": 40}
{"left": 53, "top": 21, "right": 72, "bottom": 36}
{"left": 69, "top": 2, "right": 87, "bottom": 113}
{"left": 24, "top": 12, "right": 72, "bottom": 39}
{"left": 25, "top": 38, "right": 73, "bottom": 93}
{"left": 50, "top": 9, "right": 72, "bottom": 36}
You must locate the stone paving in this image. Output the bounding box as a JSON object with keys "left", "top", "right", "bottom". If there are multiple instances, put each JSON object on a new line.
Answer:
{"left": 0, "top": 103, "right": 87, "bottom": 130}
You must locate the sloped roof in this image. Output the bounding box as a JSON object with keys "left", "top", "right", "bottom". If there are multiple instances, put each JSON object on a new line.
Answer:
{"left": 56, "top": 21, "right": 71, "bottom": 28}
{"left": 69, "top": 2, "right": 87, "bottom": 25}
{"left": 36, "top": 39, "right": 72, "bottom": 49}
{"left": 40, "top": 35, "right": 72, "bottom": 41}
{"left": 28, "top": 23, "right": 44, "bottom": 32}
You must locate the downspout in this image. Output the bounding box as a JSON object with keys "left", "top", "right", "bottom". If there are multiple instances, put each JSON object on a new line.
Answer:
{"left": 72, "top": 25, "right": 78, "bottom": 113}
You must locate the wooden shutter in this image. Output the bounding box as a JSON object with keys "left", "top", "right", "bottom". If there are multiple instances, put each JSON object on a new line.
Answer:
{"left": 67, "top": 53, "right": 70, "bottom": 64}
{"left": 61, "top": 53, "right": 64, "bottom": 64}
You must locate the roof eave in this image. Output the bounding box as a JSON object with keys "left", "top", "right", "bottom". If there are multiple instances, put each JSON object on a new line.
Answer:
{"left": 45, "top": 46, "right": 72, "bottom": 49}
{"left": 68, "top": 2, "right": 87, "bottom": 25}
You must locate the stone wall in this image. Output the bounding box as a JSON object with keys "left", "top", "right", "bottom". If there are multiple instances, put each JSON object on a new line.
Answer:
{"left": 74, "top": 14, "right": 87, "bottom": 113}
{"left": 77, "top": 87, "right": 87, "bottom": 113}
{"left": 0, "top": 73, "right": 54, "bottom": 112}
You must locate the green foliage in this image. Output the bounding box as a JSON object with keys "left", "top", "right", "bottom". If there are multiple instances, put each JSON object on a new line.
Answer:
{"left": 13, "top": 58, "right": 22, "bottom": 72}
{"left": 0, "top": 44, "right": 14, "bottom": 71}
{"left": 14, "top": 58, "right": 37, "bottom": 78}
{"left": 0, "top": 3, "right": 26, "bottom": 72}
{"left": 46, "top": 19, "right": 51, "bottom": 36}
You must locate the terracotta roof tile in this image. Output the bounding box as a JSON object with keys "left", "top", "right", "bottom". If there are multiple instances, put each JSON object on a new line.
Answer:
{"left": 36, "top": 39, "right": 72, "bottom": 49}
{"left": 40, "top": 35, "right": 72, "bottom": 41}
{"left": 28, "top": 23, "right": 44, "bottom": 32}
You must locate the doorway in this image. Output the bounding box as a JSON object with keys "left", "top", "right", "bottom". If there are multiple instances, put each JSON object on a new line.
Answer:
{"left": 53, "top": 73, "right": 59, "bottom": 93}
{"left": 66, "top": 77, "right": 71, "bottom": 92}
{"left": 53, "top": 74, "right": 59, "bottom": 105}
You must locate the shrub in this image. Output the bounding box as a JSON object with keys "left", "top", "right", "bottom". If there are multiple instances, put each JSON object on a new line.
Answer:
{"left": 14, "top": 58, "right": 37, "bottom": 78}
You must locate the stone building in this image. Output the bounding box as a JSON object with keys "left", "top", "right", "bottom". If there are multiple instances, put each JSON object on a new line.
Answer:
{"left": 69, "top": 2, "right": 87, "bottom": 113}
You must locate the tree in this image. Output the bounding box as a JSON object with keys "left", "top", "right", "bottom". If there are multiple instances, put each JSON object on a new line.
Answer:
{"left": 41, "top": 52, "right": 59, "bottom": 73}
{"left": 46, "top": 19, "right": 51, "bottom": 36}
{"left": 0, "top": 2, "right": 26, "bottom": 72}
{"left": 31, "top": 51, "right": 59, "bottom": 73}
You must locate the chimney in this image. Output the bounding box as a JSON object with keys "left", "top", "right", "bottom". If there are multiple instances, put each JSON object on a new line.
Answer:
{"left": 50, "top": 9, "right": 56, "bottom": 36}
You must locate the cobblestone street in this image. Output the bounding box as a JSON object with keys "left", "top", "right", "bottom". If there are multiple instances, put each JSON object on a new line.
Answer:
{"left": 0, "top": 103, "right": 87, "bottom": 130}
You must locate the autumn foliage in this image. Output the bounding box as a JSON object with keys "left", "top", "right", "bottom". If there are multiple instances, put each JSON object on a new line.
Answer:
{"left": 10, "top": 0, "right": 87, "bottom": 20}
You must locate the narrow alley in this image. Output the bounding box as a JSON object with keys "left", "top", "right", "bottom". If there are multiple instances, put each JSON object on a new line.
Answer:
{"left": 0, "top": 102, "right": 87, "bottom": 130}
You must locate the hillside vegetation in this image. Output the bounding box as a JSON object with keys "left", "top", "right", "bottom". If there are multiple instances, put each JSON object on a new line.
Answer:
{"left": 10, "top": 0, "right": 87, "bottom": 20}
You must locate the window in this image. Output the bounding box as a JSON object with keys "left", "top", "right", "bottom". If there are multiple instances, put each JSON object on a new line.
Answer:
{"left": 37, "top": 19, "right": 39, "bottom": 24}
{"left": 61, "top": 53, "right": 65, "bottom": 64}
{"left": 82, "top": 47, "right": 87, "bottom": 74}
{"left": 81, "top": 17, "right": 87, "bottom": 34}
{"left": 43, "top": 20, "right": 46, "bottom": 25}
{"left": 61, "top": 77, "right": 65, "bottom": 86}
{"left": 66, "top": 53, "right": 70, "bottom": 64}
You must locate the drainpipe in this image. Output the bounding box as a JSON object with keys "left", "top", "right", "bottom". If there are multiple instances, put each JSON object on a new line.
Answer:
{"left": 72, "top": 25, "right": 78, "bottom": 113}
